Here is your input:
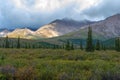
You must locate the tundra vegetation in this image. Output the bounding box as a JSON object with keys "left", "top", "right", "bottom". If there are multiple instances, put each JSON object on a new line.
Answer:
{"left": 0, "top": 27, "right": 119, "bottom": 80}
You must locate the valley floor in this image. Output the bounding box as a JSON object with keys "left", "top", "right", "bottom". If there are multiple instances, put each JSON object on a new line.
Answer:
{"left": 0, "top": 49, "right": 119, "bottom": 80}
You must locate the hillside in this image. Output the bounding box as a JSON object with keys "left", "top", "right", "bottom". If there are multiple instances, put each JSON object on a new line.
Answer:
{"left": 0, "top": 19, "right": 94, "bottom": 39}
{"left": 35, "top": 19, "right": 94, "bottom": 38}
{"left": 7, "top": 28, "right": 36, "bottom": 39}
{"left": 59, "top": 14, "right": 120, "bottom": 40}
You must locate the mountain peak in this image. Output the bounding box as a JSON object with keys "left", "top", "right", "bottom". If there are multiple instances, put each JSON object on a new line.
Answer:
{"left": 113, "top": 13, "right": 120, "bottom": 16}
{"left": 35, "top": 19, "right": 94, "bottom": 38}
{"left": 106, "top": 13, "right": 120, "bottom": 20}
{"left": 50, "top": 18, "right": 78, "bottom": 24}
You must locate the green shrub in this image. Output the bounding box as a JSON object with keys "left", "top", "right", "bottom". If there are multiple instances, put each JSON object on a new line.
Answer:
{"left": 57, "top": 72, "right": 70, "bottom": 80}
{"left": 0, "top": 73, "right": 7, "bottom": 80}
{"left": 38, "top": 71, "right": 54, "bottom": 80}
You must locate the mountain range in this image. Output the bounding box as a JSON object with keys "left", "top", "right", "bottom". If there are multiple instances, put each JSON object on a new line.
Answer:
{"left": 0, "top": 14, "right": 120, "bottom": 40}
{"left": 0, "top": 19, "right": 94, "bottom": 39}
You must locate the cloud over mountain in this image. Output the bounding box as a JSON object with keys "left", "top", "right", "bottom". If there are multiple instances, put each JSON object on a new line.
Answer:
{"left": 0, "top": 0, "right": 120, "bottom": 29}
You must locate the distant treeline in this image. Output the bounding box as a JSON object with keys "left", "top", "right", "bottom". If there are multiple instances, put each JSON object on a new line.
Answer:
{"left": 0, "top": 37, "right": 61, "bottom": 49}
{"left": 0, "top": 26, "right": 120, "bottom": 52}
{"left": 64, "top": 26, "right": 120, "bottom": 52}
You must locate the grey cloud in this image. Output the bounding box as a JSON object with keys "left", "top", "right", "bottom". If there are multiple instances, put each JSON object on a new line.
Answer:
{"left": 0, "top": 0, "right": 76, "bottom": 29}
{"left": 82, "top": 0, "right": 120, "bottom": 20}
{"left": 0, "top": 0, "right": 120, "bottom": 29}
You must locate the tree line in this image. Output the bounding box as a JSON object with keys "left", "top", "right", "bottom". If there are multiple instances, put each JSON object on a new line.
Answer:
{"left": 65, "top": 26, "right": 120, "bottom": 52}
{"left": 0, "top": 26, "right": 120, "bottom": 52}
{"left": 0, "top": 37, "right": 61, "bottom": 49}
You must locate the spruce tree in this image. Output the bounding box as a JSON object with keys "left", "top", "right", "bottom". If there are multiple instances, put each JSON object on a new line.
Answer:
{"left": 65, "top": 40, "right": 71, "bottom": 50}
{"left": 71, "top": 43, "right": 74, "bottom": 50}
{"left": 80, "top": 40, "right": 83, "bottom": 50}
{"left": 101, "top": 43, "right": 106, "bottom": 51}
{"left": 11, "top": 41, "right": 14, "bottom": 48}
{"left": 2, "top": 43, "right": 4, "bottom": 48}
{"left": 115, "top": 38, "right": 118, "bottom": 51}
{"left": 115, "top": 37, "right": 120, "bottom": 51}
{"left": 53, "top": 45, "right": 56, "bottom": 49}
{"left": 17, "top": 37, "right": 20, "bottom": 48}
{"left": 95, "top": 40, "right": 101, "bottom": 50}
{"left": 62, "top": 44, "right": 65, "bottom": 49}
{"left": 86, "top": 26, "right": 94, "bottom": 52}
{"left": 31, "top": 43, "right": 33, "bottom": 49}
{"left": 103, "top": 45, "right": 106, "bottom": 51}
{"left": 5, "top": 36, "right": 9, "bottom": 48}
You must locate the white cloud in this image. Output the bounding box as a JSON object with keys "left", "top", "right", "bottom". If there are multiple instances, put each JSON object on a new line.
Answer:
{"left": 74, "top": 0, "right": 100, "bottom": 12}
{"left": 12, "top": 0, "right": 99, "bottom": 12}
{"left": 0, "top": 0, "right": 120, "bottom": 28}
{"left": 34, "top": 0, "right": 72, "bottom": 12}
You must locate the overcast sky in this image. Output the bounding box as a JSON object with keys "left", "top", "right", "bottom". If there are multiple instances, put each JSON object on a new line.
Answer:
{"left": 0, "top": 0, "right": 120, "bottom": 29}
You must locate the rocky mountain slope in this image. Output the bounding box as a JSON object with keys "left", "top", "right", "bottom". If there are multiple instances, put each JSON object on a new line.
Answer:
{"left": 35, "top": 19, "right": 94, "bottom": 38}
{"left": 7, "top": 28, "right": 35, "bottom": 39}
{"left": 62, "top": 14, "right": 120, "bottom": 39}
{"left": 0, "top": 19, "right": 94, "bottom": 39}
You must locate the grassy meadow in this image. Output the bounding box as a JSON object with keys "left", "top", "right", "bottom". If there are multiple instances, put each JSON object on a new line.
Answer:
{"left": 0, "top": 49, "right": 119, "bottom": 80}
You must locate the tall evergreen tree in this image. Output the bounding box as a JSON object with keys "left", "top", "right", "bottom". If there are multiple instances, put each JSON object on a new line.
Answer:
{"left": 11, "top": 41, "right": 14, "bottom": 48}
{"left": 101, "top": 43, "right": 106, "bottom": 51}
{"left": 17, "top": 37, "right": 20, "bottom": 48}
{"left": 1, "top": 44, "right": 4, "bottom": 48}
{"left": 95, "top": 40, "right": 101, "bottom": 50}
{"left": 71, "top": 43, "right": 74, "bottom": 50}
{"left": 5, "top": 36, "right": 9, "bottom": 48}
{"left": 86, "top": 26, "right": 94, "bottom": 52}
{"left": 80, "top": 40, "right": 83, "bottom": 50}
{"left": 62, "top": 44, "right": 65, "bottom": 49}
{"left": 115, "top": 37, "right": 120, "bottom": 51}
{"left": 103, "top": 45, "right": 106, "bottom": 51}
{"left": 65, "top": 40, "right": 71, "bottom": 50}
